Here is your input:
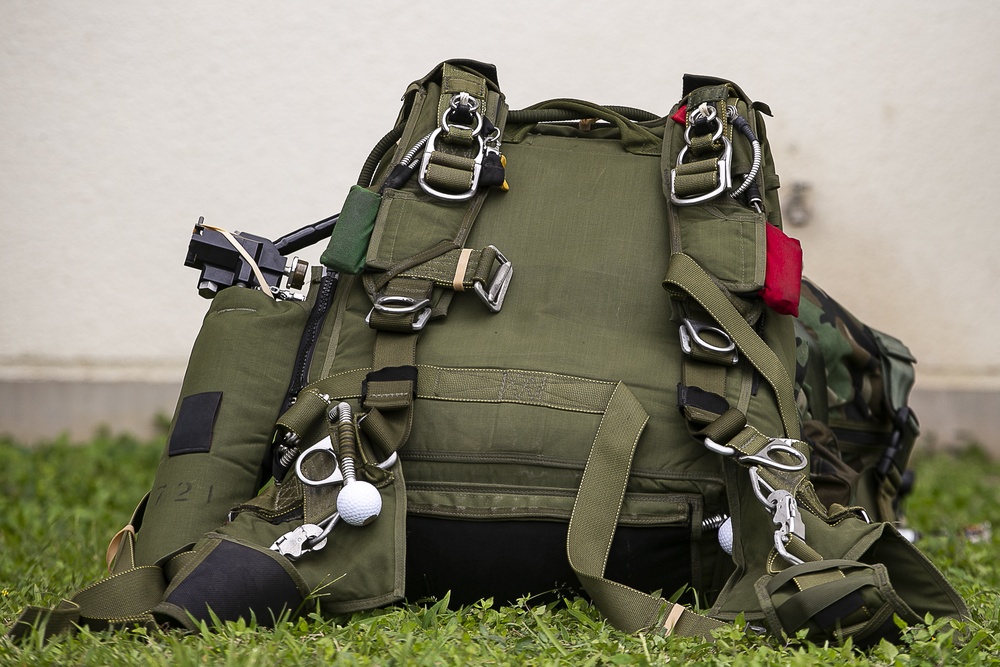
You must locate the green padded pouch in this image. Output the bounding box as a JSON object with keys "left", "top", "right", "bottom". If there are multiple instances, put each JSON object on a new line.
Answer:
{"left": 321, "top": 185, "right": 382, "bottom": 274}
{"left": 134, "top": 284, "right": 316, "bottom": 566}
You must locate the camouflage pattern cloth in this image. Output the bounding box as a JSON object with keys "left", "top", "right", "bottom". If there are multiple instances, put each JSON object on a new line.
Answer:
{"left": 792, "top": 278, "right": 918, "bottom": 521}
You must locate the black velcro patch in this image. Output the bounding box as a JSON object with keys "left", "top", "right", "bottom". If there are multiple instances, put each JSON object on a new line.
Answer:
{"left": 676, "top": 383, "right": 730, "bottom": 415}
{"left": 168, "top": 391, "right": 223, "bottom": 456}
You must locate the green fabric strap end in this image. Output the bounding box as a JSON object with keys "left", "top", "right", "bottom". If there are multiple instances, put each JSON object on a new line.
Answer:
{"left": 565, "top": 382, "right": 725, "bottom": 640}
{"left": 321, "top": 185, "right": 382, "bottom": 274}
{"left": 6, "top": 565, "right": 166, "bottom": 642}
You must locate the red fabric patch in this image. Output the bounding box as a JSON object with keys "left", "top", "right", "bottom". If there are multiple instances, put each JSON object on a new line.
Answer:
{"left": 671, "top": 105, "right": 687, "bottom": 126}
{"left": 759, "top": 223, "right": 803, "bottom": 317}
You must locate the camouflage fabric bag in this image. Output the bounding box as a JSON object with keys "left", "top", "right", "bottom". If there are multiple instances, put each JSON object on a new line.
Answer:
{"left": 796, "top": 278, "right": 920, "bottom": 523}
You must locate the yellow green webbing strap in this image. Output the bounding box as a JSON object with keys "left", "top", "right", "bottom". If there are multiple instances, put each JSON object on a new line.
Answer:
{"left": 566, "top": 382, "right": 726, "bottom": 640}
{"left": 665, "top": 253, "right": 799, "bottom": 439}
{"left": 6, "top": 565, "right": 166, "bottom": 641}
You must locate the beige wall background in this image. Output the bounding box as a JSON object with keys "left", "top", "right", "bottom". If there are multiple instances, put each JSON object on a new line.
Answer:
{"left": 2, "top": 1, "right": 999, "bottom": 448}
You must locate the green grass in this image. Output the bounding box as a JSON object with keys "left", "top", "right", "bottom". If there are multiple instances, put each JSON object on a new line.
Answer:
{"left": 1, "top": 434, "right": 998, "bottom": 666}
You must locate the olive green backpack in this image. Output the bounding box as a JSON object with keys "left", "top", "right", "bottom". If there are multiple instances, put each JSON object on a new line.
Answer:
{"left": 9, "top": 60, "right": 966, "bottom": 646}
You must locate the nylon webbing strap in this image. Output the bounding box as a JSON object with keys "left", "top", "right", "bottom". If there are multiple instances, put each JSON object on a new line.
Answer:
{"left": 665, "top": 253, "right": 799, "bottom": 439}
{"left": 566, "top": 383, "right": 726, "bottom": 640}
{"left": 281, "top": 366, "right": 621, "bottom": 437}
{"left": 393, "top": 246, "right": 499, "bottom": 292}
{"left": 361, "top": 331, "right": 419, "bottom": 456}
{"left": 7, "top": 566, "right": 166, "bottom": 641}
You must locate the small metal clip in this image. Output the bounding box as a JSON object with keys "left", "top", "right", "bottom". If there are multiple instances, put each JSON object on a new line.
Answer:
{"left": 442, "top": 93, "right": 484, "bottom": 137}
{"left": 768, "top": 489, "right": 806, "bottom": 565}
{"left": 270, "top": 523, "right": 326, "bottom": 560}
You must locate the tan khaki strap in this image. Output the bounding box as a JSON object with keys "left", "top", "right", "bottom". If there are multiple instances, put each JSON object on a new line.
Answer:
{"left": 453, "top": 248, "right": 473, "bottom": 291}
{"left": 106, "top": 524, "right": 136, "bottom": 572}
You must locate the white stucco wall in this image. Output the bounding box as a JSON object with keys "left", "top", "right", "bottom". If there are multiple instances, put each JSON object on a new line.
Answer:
{"left": 2, "top": 1, "right": 999, "bottom": 439}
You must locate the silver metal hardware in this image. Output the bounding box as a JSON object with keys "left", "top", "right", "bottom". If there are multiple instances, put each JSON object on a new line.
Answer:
{"left": 768, "top": 489, "right": 806, "bottom": 566}
{"left": 769, "top": 490, "right": 805, "bottom": 542}
{"left": 303, "top": 511, "right": 340, "bottom": 554}
{"left": 270, "top": 523, "right": 326, "bottom": 560}
{"left": 701, "top": 513, "right": 730, "bottom": 530}
{"left": 704, "top": 437, "right": 808, "bottom": 474}
{"left": 473, "top": 245, "right": 513, "bottom": 313}
{"left": 748, "top": 466, "right": 777, "bottom": 507}
{"left": 372, "top": 295, "right": 431, "bottom": 315}
{"left": 295, "top": 435, "right": 341, "bottom": 487}
{"left": 366, "top": 295, "right": 432, "bottom": 331}
{"left": 294, "top": 436, "right": 399, "bottom": 489}
{"left": 679, "top": 318, "right": 738, "bottom": 364}
{"left": 271, "top": 286, "right": 307, "bottom": 302}
{"left": 684, "top": 106, "right": 723, "bottom": 146}
{"left": 417, "top": 92, "right": 489, "bottom": 202}
{"left": 747, "top": 467, "right": 806, "bottom": 566}
{"left": 703, "top": 437, "right": 737, "bottom": 457}
{"left": 670, "top": 136, "right": 733, "bottom": 205}
{"left": 738, "top": 438, "right": 808, "bottom": 473}
{"left": 417, "top": 129, "right": 485, "bottom": 201}
{"left": 441, "top": 95, "right": 484, "bottom": 137}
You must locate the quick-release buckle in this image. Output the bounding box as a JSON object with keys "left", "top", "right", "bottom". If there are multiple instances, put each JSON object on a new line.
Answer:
{"left": 679, "top": 318, "right": 738, "bottom": 365}
{"left": 770, "top": 489, "right": 806, "bottom": 566}
{"left": 473, "top": 245, "right": 513, "bottom": 312}
{"left": 417, "top": 129, "right": 485, "bottom": 202}
{"left": 669, "top": 103, "right": 733, "bottom": 206}
{"left": 669, "top": 137, "right": 733, "bottom": 205}
{"left": 366, "top": 295, "right": 432, "bottom": 331}
{"left": 417, "top": 93, "right": 487, "bottom": 202}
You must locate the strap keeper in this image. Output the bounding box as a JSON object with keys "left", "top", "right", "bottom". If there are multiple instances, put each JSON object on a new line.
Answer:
{"left": 361, "top": 366, "right": 419, "bottom": 410}
{"left": 453, "top": 248, "right": 473, "bottom": 292}
{"left": 660, "top": 603, "right": 686, "bottom": 636}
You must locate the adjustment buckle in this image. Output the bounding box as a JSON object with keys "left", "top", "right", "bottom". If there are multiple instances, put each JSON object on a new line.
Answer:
{"left": 473, "top": 245, "right": 513, "bottom": 313}
{"left": 366, "top": 295, "right": 432, "bottom": 331}
{"left": 679, "top": 318, "right": 738, "bottom": 365}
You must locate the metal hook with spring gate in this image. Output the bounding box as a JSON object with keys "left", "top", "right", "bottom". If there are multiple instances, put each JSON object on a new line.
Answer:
{"left": 703, "top": 435, "right": 809, "bottom": 565}
{"left": 748, "top": 467, "right": 807, "bottom": 566}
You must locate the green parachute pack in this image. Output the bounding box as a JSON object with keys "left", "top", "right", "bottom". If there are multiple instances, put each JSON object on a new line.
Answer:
{"left": 8, "top": 60, "right": 967, "bottom": 646}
